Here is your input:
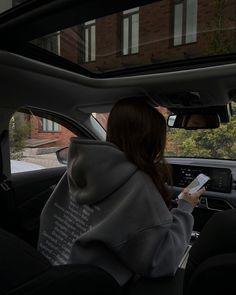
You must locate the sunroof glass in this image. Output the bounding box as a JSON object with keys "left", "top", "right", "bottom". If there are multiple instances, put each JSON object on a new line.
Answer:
{"left": 31, "top": 0, "right": 236, "bottom": 75}
{"left": 0, "top": 0, "right": 30, "bottom": 14}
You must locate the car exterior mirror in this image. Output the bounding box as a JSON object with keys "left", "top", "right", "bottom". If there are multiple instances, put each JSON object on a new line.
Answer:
{"left": 56, "top": 147, "right": 68, "bottom": 164}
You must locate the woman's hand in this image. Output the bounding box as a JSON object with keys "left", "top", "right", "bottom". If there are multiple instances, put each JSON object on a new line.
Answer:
{"left": 181, "top": 187, "right": 206, "bottom": 208}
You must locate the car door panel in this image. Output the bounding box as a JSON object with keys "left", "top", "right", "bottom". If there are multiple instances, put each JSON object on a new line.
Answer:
{"left": 11, "top": 167, "right": 66, "bottom": 246}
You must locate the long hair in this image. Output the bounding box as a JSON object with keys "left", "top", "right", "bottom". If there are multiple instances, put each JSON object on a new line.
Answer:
{"left": 106, "top": 97, "right": 171, "bottom": 207}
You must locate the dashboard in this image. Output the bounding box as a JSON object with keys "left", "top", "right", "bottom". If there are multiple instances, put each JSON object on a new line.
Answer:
{"left": 167, "top": 157, "right": 236, "bottom": 231}
{"left": 172, "top": 164, "right": 232, "bottom": 194}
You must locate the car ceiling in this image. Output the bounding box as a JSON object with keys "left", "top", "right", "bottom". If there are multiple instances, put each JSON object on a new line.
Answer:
{"left": 0, "top": 50, "right": 236, "bottom": 114}
{"left": 0, "top": 0, "right": 236, "bottom": 116}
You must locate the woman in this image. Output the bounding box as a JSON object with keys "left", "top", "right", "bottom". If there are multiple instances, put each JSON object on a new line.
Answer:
{"left": 38, "top": 97, "right": 205, "bottom": 286}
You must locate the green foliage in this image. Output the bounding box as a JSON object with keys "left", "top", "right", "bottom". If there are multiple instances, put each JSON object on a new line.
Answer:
{"left": 166, "top": 105, "right": 236, "bottom": 159}
{"left": 9, "top": 113, "right": 30, "bottom": 160}
{"left": 207, "top": 0, "right": 236, "bottom": 55}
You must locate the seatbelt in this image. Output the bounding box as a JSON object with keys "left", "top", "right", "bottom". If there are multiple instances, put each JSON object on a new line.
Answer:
{"left": 0, "top": 130, "right": 11, "bottom": 191}
{"left": 0, "top": 130, "right": 18, "bottom": 233}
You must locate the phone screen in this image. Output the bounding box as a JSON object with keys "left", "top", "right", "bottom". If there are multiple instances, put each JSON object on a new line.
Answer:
{"left": 178, "top": 173, "right": 210, "bottom": 199}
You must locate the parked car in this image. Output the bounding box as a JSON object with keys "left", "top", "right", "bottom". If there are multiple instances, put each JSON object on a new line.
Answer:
{"left": 0, "top": 0, "right": 236, "bottom": 294}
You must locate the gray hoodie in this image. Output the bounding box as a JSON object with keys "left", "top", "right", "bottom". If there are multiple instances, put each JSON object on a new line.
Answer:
{"left": 38, "top": 138, "right": 194, "bottom": 286}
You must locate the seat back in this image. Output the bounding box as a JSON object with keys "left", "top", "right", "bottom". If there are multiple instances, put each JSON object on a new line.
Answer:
{"left": 184, "top": 253, "right": 236, "bottom": 295}
{"left": 0, "top": 229, "right": 121, "bottom": 295}
{"left": 8, "top": 264, "right": 121, "bottom": 295}
{"left": 183, "top": 209, "right": 236, "bottom": 295}
{"left": 0, "top": 228, "right": 50, "bottom": 294}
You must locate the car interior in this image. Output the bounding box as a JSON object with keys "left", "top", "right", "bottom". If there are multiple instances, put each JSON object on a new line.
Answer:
{"left": 0, "top": 0, "right": 236, "bottom": 294}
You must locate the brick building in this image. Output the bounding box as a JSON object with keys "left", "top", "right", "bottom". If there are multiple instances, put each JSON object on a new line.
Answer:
{"left": 60, "top": 0, "right": 236, "bottom": 73}
{"left": 28, "top": 115, "right": 75, "bottom": 148}
{"left": 20, "top": 0, "right": 236, "bottom": 145}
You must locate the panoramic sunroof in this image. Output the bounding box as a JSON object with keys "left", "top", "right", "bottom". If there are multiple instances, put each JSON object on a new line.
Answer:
{"left": 31, "top": 0, "right": 236, "bottom": 75}
{"left": 0, "top": 0, "right": 29, "bottom": 14}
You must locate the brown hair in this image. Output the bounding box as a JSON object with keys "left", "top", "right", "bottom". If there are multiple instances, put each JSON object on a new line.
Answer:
{"left": 106, "top": 97, "right": 171, "bottom": 207}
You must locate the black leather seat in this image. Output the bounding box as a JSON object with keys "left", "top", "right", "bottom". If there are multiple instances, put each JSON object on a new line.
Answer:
{"left": 124, "top": 268, "right": 185, "bottom": 295}
{"left": 0, "top": 229, "right": 121, "bottom": 295}
{"left": 184, "top": 252, "right": 236, "bottom": 294}
{"left": 183, "top": 209, "right": 236, "bottom": 295}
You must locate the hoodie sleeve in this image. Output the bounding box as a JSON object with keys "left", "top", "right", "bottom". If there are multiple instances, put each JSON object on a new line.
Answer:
{"left": 113, "top": 199, "right": 194, "bottom": 278}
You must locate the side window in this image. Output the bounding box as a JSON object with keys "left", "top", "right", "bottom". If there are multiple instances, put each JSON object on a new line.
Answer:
{"left": 9, "top": 111, "right": 76, "bottom": 173}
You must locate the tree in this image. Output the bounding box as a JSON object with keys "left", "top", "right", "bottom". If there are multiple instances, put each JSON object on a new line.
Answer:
{"left": 205, "top": 0, "right": 236, "bottom": 55}
{"left": 166, "top": 104, "right": 236, "bottom": 159}
{"left": 9, "top": 113, "right": 30, "bottom": 160}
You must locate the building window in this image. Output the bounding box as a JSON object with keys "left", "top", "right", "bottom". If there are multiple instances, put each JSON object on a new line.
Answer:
{"left": 42, "top": 118, "right": 60, "bottom": 132}
{"left": 173, "top": 0, "right": 198, "bottom": 46}
{"left": 84, "top": 20, "right": 96, "bottom": 62}
{"left": 122, "top": 7, "right": 139, "bottom": 55}
{"left": 32, "top": 32, "right": 60, "bottom": 55}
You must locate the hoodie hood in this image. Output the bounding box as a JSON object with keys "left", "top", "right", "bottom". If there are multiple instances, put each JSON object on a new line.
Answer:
{"left": 67, "top": 138, "right": 137, "bottom": 205}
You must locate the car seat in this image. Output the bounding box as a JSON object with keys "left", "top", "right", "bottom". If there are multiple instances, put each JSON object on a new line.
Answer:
{"left": 0, "top": 228, "right": 121, "bottom": 295}
{"left": 183, "top": 209, "right": 236, "bottom": 294}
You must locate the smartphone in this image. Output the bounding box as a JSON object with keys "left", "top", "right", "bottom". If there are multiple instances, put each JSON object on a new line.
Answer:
{"left": 178, "top": 173, "right": 210, "bottom": 199}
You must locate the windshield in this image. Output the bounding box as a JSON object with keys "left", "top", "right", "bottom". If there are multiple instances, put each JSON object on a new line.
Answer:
{"left": 166, "top": 122, "right": 236, "bottom": 159}
{"left": 93, "top": 103, "right": 236, "bottom": 160}
{"left": 30, "top": 0, "right": 236, "bottom": 75}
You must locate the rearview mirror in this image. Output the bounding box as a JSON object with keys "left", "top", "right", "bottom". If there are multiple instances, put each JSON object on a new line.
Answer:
{"left": 167, "top": 113, "right": 220, "bottom": 129}
{"left": 56, "top": 147, "right": 68, "bottom": 165}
